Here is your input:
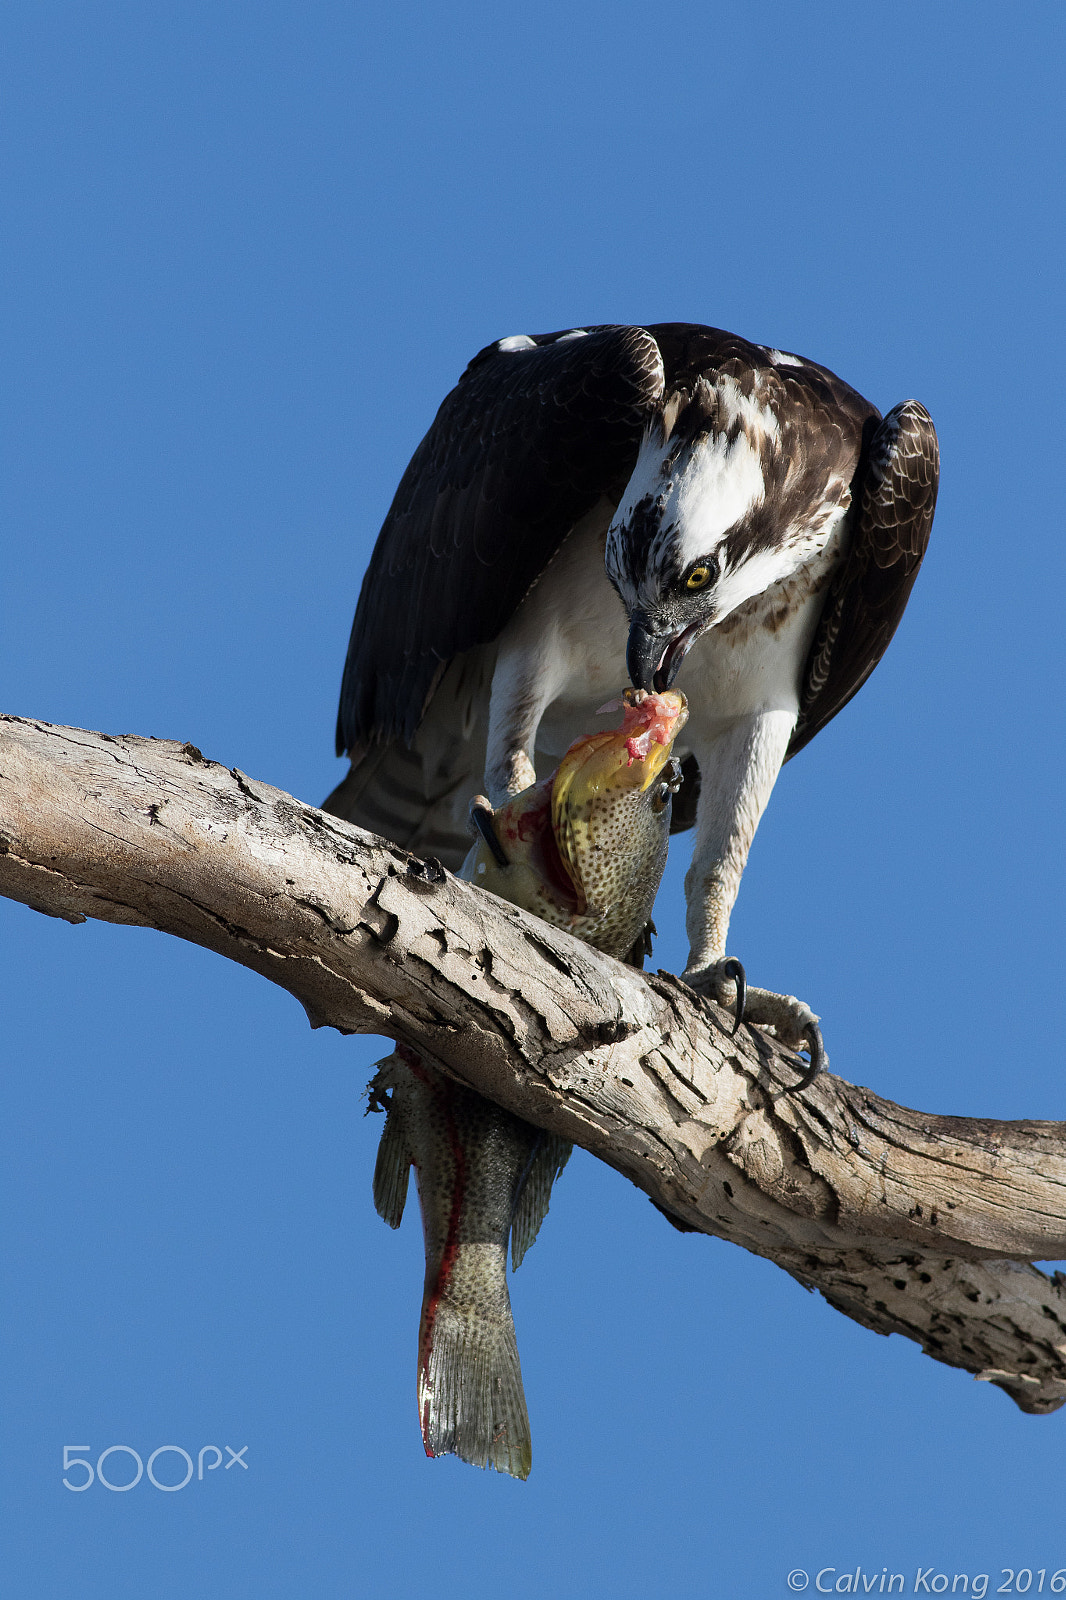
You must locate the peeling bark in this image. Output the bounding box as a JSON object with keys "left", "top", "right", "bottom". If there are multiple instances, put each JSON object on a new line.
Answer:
{"left": 3, "top": 713, "right": 1066, "bottom": 1415}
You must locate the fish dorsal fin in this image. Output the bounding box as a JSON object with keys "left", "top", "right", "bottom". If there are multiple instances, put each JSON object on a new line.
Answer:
{"left": 510, "top": 1134, "right": 572, "bottom": 1270}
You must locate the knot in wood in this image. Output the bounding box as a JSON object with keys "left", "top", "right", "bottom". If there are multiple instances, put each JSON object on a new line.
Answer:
{"left": 405, "top": 855, "right": 446, "bottom": 894}
{"left": 595, "top": 1018, "right": 632, "bottom": 1045}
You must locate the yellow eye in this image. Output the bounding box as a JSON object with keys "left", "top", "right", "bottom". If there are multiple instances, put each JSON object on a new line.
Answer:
{"left": 685, "top": 564, "right": 712, "bottom": 591}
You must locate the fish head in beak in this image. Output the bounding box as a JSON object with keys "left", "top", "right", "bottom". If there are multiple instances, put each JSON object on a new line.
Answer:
{"left": 550, "top": 689, "right": 686, "bottom": 949}
{"left": 464, "top": 690, "right": 687, "bottom": 959}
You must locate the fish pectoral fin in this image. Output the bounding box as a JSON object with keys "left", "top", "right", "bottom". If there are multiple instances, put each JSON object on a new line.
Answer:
{"left": 372, "top": 1098, "right": 412, "bottom": 1229}
{"left": 510, "top": 1134, "right": 572, "bottom": 1271}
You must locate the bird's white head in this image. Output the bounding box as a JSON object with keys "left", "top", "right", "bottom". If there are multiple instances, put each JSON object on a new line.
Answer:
{"left": 605, "top": 375, "right": 814, "bottom": 692}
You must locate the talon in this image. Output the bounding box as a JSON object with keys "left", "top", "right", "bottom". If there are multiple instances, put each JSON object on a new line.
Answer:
{"left": 720, "top": 956, "right": 746, "bottom": 1035}
{"left": 623, "top": 920, "right": 655, "bottom": 969}
{"left": 469, "top": 797, "right": 509, "bottom": 867}
{"left": 789, "top": 1021, "right": 826, "bottom": 1092}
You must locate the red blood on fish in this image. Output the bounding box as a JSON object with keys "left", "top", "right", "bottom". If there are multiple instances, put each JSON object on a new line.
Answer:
{"left": 400, "top": 1044, "right": 468, "bottom": 1456}
{"left": 597, "top": 689, "right": 685, "bottom": 764}
{"left": 513, "top": 792, "right": 550, "bottom": 842}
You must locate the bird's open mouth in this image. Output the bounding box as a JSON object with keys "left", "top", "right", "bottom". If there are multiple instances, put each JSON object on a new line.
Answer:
{"left": 653, "top": 623, "right": 705, "bottom": 694}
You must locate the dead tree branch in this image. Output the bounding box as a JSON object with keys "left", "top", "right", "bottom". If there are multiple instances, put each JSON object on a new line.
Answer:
{"left": 3, "top": 713, "right": 1066, "bottom": 1415}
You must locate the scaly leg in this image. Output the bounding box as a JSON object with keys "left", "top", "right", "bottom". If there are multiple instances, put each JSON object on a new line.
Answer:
{"left": 484, "top": 645, "right": 565, "bottom": 804}
{"left": 682, "top": 710, "right": 826, "bottom": 1085}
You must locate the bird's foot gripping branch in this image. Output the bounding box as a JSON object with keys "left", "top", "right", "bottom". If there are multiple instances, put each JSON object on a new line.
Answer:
{"left": 682, "top": 957, "right": 826, "bottom": 1089}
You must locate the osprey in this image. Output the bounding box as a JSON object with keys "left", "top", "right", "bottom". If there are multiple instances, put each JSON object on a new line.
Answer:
{"left": 326, "top": 324, "right": 938, "bottom": 1062}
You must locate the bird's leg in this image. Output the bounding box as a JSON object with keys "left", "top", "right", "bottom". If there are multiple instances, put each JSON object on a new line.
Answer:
{"left": 483, "top": 647, "right": 563, "bottom": 804}
{"left": 682, "top": 711, "right": 827, "bottom": 1083}
{"left": 486, "top": 746, "right": 538, "bottom": 804}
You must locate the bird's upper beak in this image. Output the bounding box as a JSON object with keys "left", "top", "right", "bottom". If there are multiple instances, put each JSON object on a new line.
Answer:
{"left": 627, "top": 615, "right": 707, "bottom": 694}
{"left": 626, "top": 617, "right": 664, "bottom": 693}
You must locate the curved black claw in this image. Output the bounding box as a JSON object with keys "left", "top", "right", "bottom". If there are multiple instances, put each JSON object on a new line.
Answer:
{"left": 469, "top": 798, "right": 509, "bottom": 867}
{"left": 719, "top": 957, "right": 746, "bottom": 1036}
{"left": 790, "top": 1021, "right": 826, "bottom": 1092}
{"left": 624, "top": 919, "right": 656, "bottom": 970}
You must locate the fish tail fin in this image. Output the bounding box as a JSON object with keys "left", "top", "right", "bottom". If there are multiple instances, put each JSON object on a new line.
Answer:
{"left": 510, "top": 1135, "right": 572, "bottom": 1270}
{"left": 418, "top": 1261, "right": 532, "bottom": 1480}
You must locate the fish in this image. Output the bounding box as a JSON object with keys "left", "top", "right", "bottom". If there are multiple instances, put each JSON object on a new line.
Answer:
{"left": 370, "top": 688, "right": 688, "bottom": 1477}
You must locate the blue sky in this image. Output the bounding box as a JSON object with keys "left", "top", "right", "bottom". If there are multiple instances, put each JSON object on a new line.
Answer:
{"left": 3, "top": 4, "right": 1065, "bottom": 1596}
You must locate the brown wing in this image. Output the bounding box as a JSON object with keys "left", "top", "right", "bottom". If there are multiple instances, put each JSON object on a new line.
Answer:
{"left": 787, "top": 400, "right": 939, "bottom": 759}
{"left": 336, "top": 326, "right": 665, "bottom": 754}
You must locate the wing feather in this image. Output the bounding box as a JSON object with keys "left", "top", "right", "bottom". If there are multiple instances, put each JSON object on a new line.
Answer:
{"left": 788, "top": 400, "right": 939, "bottom": 758}
{"left": 336, "top": 326, "right": 665, "bottom": 752}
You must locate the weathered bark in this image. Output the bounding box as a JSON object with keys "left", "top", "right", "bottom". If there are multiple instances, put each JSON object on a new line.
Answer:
{"left": 3, "top": 713, "right": 1066, "bottom": 1416}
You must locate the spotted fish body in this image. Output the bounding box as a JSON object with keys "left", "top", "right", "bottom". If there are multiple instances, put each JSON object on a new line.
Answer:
{"left": 471, "top": 688, "right": 686, "bottom": 958}
{"left": 371, "top": 689, "right": 687, "bottom": 1478}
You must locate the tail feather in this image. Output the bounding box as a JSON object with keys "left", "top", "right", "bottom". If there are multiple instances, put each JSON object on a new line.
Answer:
{"left": 324, "top": 649, "right": 492, "bottom": 871}
{"left": 418, "top": 1295, "right": 532, "bottom": 1480}
{"left": 323, "top": 742, "right": 477, "bottom": 870}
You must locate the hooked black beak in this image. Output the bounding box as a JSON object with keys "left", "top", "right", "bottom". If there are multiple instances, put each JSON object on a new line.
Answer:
{"left": 626, "top": 618, "right": 666, "bottom": 693}
{"left": 627, "top": 617, "right": 705, "bottom": 694}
